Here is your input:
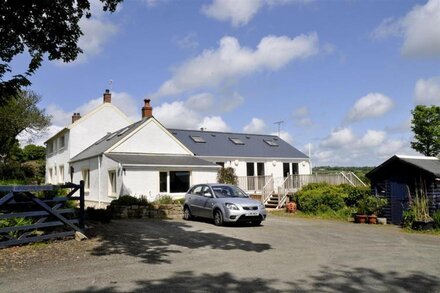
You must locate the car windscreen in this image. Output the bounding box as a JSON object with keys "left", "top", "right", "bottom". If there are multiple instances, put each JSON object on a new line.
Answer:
{"left": 211, "top": 186, "right": 249, "bottom": 198}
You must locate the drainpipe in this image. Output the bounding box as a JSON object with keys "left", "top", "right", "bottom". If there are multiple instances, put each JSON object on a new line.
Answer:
{"left": 98, "top": 155, "right": 101, "bottom": 208}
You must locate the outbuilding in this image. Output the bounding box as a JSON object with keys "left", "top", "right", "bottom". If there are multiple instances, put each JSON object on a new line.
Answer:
{"left": 366, "top": 155, "right": 440, "bottom": 224}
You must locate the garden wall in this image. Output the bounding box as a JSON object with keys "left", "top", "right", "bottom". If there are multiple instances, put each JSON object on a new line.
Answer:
{"left": 108, "top": 204, "right": 183, "bottom": 219}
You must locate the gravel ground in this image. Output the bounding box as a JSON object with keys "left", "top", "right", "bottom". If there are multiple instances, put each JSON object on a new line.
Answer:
{"left": 1, "top": 216, "right": 439, "bottom": 292}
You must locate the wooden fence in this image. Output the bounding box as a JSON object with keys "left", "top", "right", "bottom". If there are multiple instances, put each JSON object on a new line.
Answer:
{"left": 0, "top": 181, "right": 84, "bottom": 248}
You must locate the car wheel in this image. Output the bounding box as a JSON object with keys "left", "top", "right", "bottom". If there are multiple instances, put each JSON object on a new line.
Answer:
{"left": 214, "top": 210, "right": 223, "bottom": 226}
{"left": 183, "top": 206, "right": 193, "bottom": 220}
{"left": 252, "top": 220, "right": 262, "bottom": 226}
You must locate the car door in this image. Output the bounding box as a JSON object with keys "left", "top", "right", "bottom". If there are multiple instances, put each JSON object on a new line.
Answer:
{"left": 199, "top": 185, "right": 215, "bottom": 218}
{"left": 187, "top": 185, "right": 203, "bottom": 216}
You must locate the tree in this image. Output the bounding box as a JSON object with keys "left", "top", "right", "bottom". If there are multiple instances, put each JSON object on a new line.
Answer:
{"left": 0, "top": 0, "right": 122, "bottom": 101}
{"left": 0, "top": 91, "right": 51, "bottom": 160}
{"left": 410, "top": 105, "right": 440, "bottom": 157}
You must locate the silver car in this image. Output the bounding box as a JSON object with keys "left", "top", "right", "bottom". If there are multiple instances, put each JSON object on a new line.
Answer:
{"left": 183, "top": 184, "right": 266, "bottom": 226}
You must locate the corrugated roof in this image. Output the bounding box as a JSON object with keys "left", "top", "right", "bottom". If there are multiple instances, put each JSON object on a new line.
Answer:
{"left": 70, "top": 119, "right": 146, "bottom": 162}
{"left": 168, "top": 129, "right": 309, "bottom": 159}
{"left": 106, "top": 153, "right": 218, "bottom": 167}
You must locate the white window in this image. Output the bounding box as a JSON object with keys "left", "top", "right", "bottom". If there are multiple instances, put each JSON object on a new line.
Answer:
{"left": 47, "top": 142, "right": 53, "bottom": 154}
{"left": 108, "top": 170, "right": 117, "bottom": 196}
{"left": 59, "top": 135, "right": 65, "bottom": 149}
{"left": 59, "top": 165, "right": 64, "bottom": 183}
{"left": 82, "top": 169, "right": 90, "bottom": 191}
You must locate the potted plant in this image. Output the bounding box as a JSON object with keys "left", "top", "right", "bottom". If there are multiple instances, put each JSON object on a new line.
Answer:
{"left": 410, "top": 184, "right": 434, "bottom": 230}
{"left": 355, "top": 198, "right": 368, "bottom": 224}
{"left": 364, "top": 196, "right": 387, "bottom": 224}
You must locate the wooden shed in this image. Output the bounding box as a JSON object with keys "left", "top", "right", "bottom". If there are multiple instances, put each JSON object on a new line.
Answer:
{"left": 366, "top": 155, "right": 440, "bottom": 225}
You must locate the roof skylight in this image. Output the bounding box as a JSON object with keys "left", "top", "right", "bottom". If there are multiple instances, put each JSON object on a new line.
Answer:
{"left": 117, "top": 126, "right": 132, "bottom": 136}
{"left": 264, "top": 139, "right": 279, "bottom": 146}
{"left": 229, "top": 137, "right": 245, "bottom": 145}
{"left": 190, "top": 135, "right": 206, "bottom": 143}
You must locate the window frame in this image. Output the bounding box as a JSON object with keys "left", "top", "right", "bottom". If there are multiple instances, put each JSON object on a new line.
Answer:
{"left": 58, "top": 165, "right": 64, "bottom": 183}
{"left": 108, "top": 169, "right": 117, "bottom": 197}
{"left": 82, "top": 169, "right": 90, "bottom": 192}
{"left": 159, "top": 171, "right": 191, "bottom": 193}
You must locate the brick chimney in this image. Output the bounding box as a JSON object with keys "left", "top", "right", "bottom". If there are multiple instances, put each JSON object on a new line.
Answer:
{"left": 72, "top": 113, "right": 81, "bottom": 123}
{"left": 103, "top": 89, "right": 111, "bottom": 103}
{"left": 142, "top": 99, "right": 153, "bottom": 119}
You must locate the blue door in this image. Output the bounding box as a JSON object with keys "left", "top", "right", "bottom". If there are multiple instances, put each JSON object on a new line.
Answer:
{"left": 390, "top": 182, "right": 409, "bottom": 224}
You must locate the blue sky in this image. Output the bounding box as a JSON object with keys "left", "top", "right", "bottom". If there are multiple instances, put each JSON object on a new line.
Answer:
{"left": 19, "top": 0, "right": 440, "bottom": 166}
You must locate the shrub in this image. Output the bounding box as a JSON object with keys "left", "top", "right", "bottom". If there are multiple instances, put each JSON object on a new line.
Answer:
{"left": 217, "top": 167, "right": 238, "bottom": 185}
{"left": 111, "top": 195, "right": 141, "bottom": 206}
{"left": 295, "top": 186, "right": 346, "bottom": 214}
{"left": 86, "top": 207, "right": 111, "bottom": 223}
{"left": 402, "top": 208, "right": 415, "bottom": 228}
{"left": 433, "top": 210, "right": 440, "bottom": 229}
{"left": 156, "top": 195, "right": 174, "bottom": 204}
{"left": 344, "top": 186, "right": 370, "bottom": 207}
{"left": 0, "top": 216, "right": 34, "bottom": 238}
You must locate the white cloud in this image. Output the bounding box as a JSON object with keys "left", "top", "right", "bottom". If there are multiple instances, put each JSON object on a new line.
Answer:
{"left": 201, "top": 0, "right": 312, "bottom": 27}
{"left": 57, "top": 1, "right": 119, "bottom": 65}
{"left": 175, "top": 32, "right": 199, "bottom": 50}
{"left": 320, "top": 128, "right": 356, "bottom": 148}
{"left": 414, "top": 77, "right": 440, "bottom": 105}
{"left": 198, "top": 116, "right": 231, "bottom": 132}
{"left": 220, "top": 92, "right": 245, "bottom": 112}
{"left": 201, "top": 0, "right": 264, "bottom": 27}
{"left": 155, "top": 33, "right": 319, "bottom": 97}
{"left": 274, "top": 130, "right": 294, "bottom": 144}
{"left": 292, "top": 106, "right": 312, "bottom": 126}
{"left": 185, "top": 93, "right": 214, "bottom": 111}
{"left": 154, "top": 101, "right": 201, "bottom": 129}
{"left": 372, "top": 0, "right": 440, "bottom": 57}
{"left": 358, "top": 130, "right": 386, "bottom": 148}
{"left": 243, "top": 118, "right": 268, "bottom": 133}
{"left": 346, "top": 93, "right": 394, "bottom": 122}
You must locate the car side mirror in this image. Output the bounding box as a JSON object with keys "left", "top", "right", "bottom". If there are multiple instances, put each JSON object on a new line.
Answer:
{"left": 203, "top": 192, "right": 212, "bottom": 198}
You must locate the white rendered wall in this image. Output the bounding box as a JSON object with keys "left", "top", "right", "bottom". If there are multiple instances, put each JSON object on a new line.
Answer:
{"left": 46, "top": 131, "right": 70, "bottom": 184}
{"left": 69, "top": 104, "right": 130, "bottom": 158}
{"left": 111, "top": 120, "right": 191, "bottom": 155}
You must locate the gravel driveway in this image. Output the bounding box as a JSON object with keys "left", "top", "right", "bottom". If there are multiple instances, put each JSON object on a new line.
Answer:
{"left": 1, "top": 216, "right": 439, "bottom": 292}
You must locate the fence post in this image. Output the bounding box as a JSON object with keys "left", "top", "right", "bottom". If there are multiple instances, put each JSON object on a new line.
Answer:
{"left": 79, "top": 180, "right": 85, "bottom": 229}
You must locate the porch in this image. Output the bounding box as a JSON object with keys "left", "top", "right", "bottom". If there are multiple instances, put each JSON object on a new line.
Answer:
{"left": 237, "top": 172, "right": 366, "bottom": 209}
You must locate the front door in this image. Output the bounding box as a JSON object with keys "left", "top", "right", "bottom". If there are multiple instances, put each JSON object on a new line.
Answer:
{"left": 390, "top": 181, "right": 409, "bottom": 225}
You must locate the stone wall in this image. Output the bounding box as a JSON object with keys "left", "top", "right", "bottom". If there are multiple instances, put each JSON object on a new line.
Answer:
{"left": 108, "top": 204, "right": 183, "bottom": 219}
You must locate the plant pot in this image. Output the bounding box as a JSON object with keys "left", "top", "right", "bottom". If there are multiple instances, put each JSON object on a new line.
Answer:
{"left": 412, "top": 220, "right": 434, "bottom": 231}
{"left": 355, "top": 214, "right": 367, "bottom": 224}
{"left": 367, "top": 215, "right": 377, "bottom": 224}
{"left": 285, "top": 202, "right": 297, "bottom": 213}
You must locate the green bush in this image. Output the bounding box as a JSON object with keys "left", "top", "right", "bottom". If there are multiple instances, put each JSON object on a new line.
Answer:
{"left": 217, "top": 167, "right": 238, "bottom": 185}
{"left": 0, "top": 216, "right": 34, "bottom": 238}
{"left": 344, "top": 186, "right": 370, "bottom": 207}
{"left": 156, "top": 195, "right": 174, "bottom": 204}
{"left": 433, "top": 210, "right": 440, "bottom": 229}
{"left": 295, "top": 185, "right": 346, "bottom": 214}
{"left": 301, "top": 182, "right": 332, "bottom": 191}
{"left": 111, "top": 195, "right": 141, "bottom": 206}
{"left": 402, "top": 208, "right": 415, "bottom": 228}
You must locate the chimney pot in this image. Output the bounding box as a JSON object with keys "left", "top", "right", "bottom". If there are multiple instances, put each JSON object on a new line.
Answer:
{"left": 72, "top": 112, "right": 81, "bottom": 123}
{"left": 142, "top": 98, "right": 153, "bottom": 119}
{"left": 103, "top": 89, "right": 111, "bottom": 103}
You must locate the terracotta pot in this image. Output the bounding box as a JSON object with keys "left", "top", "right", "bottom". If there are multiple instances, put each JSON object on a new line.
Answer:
{"left": 286, "top": 202, "right": 297, "bottom": 213}
{"left": 368, "top": 215, "right": 377, "bottom": 224}
{"left": 355, "top": 214, "right": 367, "bottom": 224}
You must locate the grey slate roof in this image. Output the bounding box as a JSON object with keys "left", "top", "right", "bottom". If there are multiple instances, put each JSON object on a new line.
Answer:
{"left": 106, "top": 153, "right": 218, "bottom": 167}
{"left": 70, "top": 119, "right": 146, "bottom": 162}
{"left": 367, "top": 155, "right": 440, "bottom": 178}
{"left": 398, "top": 156, "right": 440, "bottom": 177}
{"left": 168, "top": 129, "right": 309, "bottom": 159}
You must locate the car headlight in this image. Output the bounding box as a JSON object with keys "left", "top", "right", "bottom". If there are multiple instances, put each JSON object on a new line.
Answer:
{"left": 225, "top": 203, "right": 239, "bottom": 210}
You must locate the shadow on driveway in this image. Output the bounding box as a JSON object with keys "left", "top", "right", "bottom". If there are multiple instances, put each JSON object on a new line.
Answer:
{"left": 90, "top": 219, "right": 271, "bottom": 264}
{"left": 68, "top": 266, "right": 440, "bottom": 292}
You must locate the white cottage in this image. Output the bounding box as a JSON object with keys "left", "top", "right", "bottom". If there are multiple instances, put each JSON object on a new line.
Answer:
{"left": 46, "top": 93, "right": 311, "bottom": 207}
{"left": 45, "top": 90, "right": 132, "bottom": 185}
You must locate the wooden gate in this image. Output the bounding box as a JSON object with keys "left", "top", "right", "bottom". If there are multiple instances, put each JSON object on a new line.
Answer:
{"left": 0, "top": 181, "right": 84, "bottom": 248}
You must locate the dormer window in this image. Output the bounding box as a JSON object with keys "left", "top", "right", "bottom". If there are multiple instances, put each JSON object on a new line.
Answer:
{"left": 190, "top": 136, "right": 206, "bottom": 143}
{"left": 264, "top": 139, "right": 279, "bottom": 146}
{"left": 229, "top": 137, "right": 245, "bottom": 145}
{"left": 59, "top": 135, "right": 65, "bottom": 149}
